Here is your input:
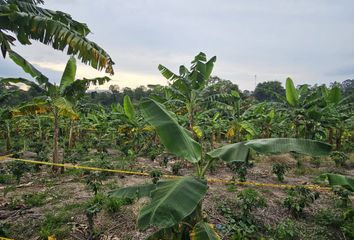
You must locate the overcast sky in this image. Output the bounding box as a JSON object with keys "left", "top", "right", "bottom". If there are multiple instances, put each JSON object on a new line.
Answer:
{"left": 1, "top": 0, "right": 354, "bottom": 91}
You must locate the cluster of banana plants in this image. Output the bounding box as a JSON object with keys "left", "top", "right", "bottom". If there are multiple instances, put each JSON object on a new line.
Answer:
{"left": 1, "top": 54, "right": 109, "bottom": 171}
{"left": 110, "top": 98, "right": 332, "bottom": 239}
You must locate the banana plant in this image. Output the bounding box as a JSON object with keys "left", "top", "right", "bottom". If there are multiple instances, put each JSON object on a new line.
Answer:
{"left": 158, "top": 52, "right": 217, "bottom": 132}
{"left": 110, "top": 98, "right": 331, "bottom": 239}
{"left": 1, "top": 55, "right": 109, "bottom": 171}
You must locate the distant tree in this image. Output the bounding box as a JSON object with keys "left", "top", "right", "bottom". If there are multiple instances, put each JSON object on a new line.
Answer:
{"left": 337, "top": 79, "right": 354, "bottom": 102}
{"left": 109, "top": 84, "right": 120, "bottom": 102}
{"left": 253, "top": 81, "right": 285, "bottom": 102}
{"left": 134, "top": 85, "right": 148, "bottom": 100}
{"left": 122, "top": 87, "right": 134, "bottom": 99}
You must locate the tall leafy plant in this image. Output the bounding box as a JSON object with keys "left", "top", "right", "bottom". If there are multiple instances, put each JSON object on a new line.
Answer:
{"left": 1, "top": 56, "right": 109, "bottom": 171}
{"left": 110, "top": 98, "right": 331, "bottom": 239}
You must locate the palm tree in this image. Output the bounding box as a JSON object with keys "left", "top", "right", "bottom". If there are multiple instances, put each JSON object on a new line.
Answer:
{"left": 0, "top": 0, "right": 114, "bottom": 74}
{"left": 1, "top": 55, "right": 109, "bottom": 172}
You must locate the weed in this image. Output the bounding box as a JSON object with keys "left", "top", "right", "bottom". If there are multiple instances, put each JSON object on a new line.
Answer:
{"left": 7, "top": 197, "right": 22, "bottom": 210}
{"left": 227, "top": 184, "right": 237, "bottom": 192}
{"left": 104, "top": 196, "right": 132, "bottom": 214}
{"left": 0, "top": 174, "right": 15, "bottom": 184}
{"left": 0, "top": 223, "right": 11, "bottom": 237}
{"left": 22, "top": 192, "right": 47, "bottom": 207}
{"left": 39, "top": 211, "right": 72, "bottom": 240}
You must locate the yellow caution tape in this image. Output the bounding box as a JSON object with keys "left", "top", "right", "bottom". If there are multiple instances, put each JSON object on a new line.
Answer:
{"left": 0, "top": 155, "right": 331, "bottom": 191}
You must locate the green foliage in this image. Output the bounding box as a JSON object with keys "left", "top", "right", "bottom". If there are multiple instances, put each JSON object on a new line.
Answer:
{"left": 283, "top": 186, "right": 320, "bottom": 217}
{"left": 332, "top": 186, "right": 352, "bottom": 207}
{"left": 218, "top": 189, "right": 267, "bottom": 240}
{"left": 342, "top": 208, "right": 354, "bottom": 238}
{"left": 330, "top": 151, "right": 349, "bottom": 167}
{"left": 9, "top": 161, "right": 31, "bottom": 183}
{"left": 227, "top": 161, "right": 249, "bottom": 182}
{"left": 149, "top": 169, "right": 163, "bottom": 184}
{"left": 236, "top": 188, "right": 267, "bottom": 221}
{"left": 138, "top": 177, "right": 208, "bottom": 230}
{"left": 22, "top": 192, "right": 47, "bottom": 207}
{"left": 0, "top": 173, "right": 15, "bottom": 184}
{"left": 272, "top": 163, "right": 289, "bottom": 182}
{"left": 253, "top": 81, "right": 285, "bottom": 102}
{"left": 315, "top": 207, "right": 354, "bottom": 239}
{"left": 7, "top": 197, "right": 22, "bottom": 210}
{"left": 141, "top": 98, "right": 202, "bottom": 163}
{"left": 272, "top": 219, "right": 298, "bottom": 240}
{"left": 318, "top": 173, "right": 354, "bottom": 191}
{"left": 310, "top": 156, "right": 321, "bottom": 167}
{"left": 0, "top": 2, "right": 114, "bottom": 74}
{"left": 190, "top": 221, "right": 221, "bottom": 240}
{"left": 85, "top": 172, "right": 104, "bottom": 195}
{"left": 0, "top": 222, "right": 12, "bottom": 238}
{"left": 39, "top": 211, "right": 72, "bottom": 239}
{"left": 285, "top": 78, "right": 299, "bottom": 107}
{"left": 171, "top": 161, "right": 183, "bottom": 175}
{"left": 104, "top": 196, "right": 132, "bottom": 214}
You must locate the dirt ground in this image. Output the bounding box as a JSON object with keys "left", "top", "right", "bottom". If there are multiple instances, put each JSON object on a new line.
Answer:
{"left": 0, "top": 152, "right": 353, "bottom": 240}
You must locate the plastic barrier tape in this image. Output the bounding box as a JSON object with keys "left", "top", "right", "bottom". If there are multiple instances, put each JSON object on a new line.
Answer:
{"left": 0, "top": 155, "right": 331, "bottom": 191}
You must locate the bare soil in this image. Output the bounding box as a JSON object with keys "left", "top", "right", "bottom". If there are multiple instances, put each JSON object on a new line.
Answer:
{"left": 0, "top": 152, "right": 353, "bottom": 240}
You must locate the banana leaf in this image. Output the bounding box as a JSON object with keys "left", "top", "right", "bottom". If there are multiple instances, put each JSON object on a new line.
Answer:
{"left": 141, "top": 98, "right": 202, "bottom": 163}
{"left": 138, "top": 177, "right": 208, "bottom": 230}
{"left": 286, "top": 77, "right": 299, "bottom": 107}
{"left": 109, "top": 183, "right": 156, "bottom": 199}
{"left": 246, "top": 138, "right": 331, "bottom": 156}
{"left": 190, "top": 221, "right": 220, "bottom": 240}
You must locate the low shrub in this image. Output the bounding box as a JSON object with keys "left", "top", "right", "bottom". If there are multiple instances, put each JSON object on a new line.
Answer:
{"left": 272, "top": 163, "right": 289, "bottom": 182}
{"left": 283, "top": 186, "right": 319, "bottom": 217}
{"left": 330, "top": 151, "right": 349, "bottom": 167}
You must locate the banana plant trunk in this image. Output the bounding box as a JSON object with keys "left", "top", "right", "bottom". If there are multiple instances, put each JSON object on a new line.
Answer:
{"left": 5, "top": 121, "right": 11, "bottom": 152}
{"left": 328, "top": 127, "right": 333, "bottom": 145}
{"left": 335, "top": 128, "right": 343, "bottom": 150}
{"left": 68, "top": 120, "right": 74, "bottom": 149}
{"left": 52, "top": 111, "right": 59, "bottom": 172}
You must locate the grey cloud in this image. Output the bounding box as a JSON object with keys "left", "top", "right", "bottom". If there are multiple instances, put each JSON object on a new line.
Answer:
{"left": 1, "top": 0, "right": 353, "bottom": 90}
